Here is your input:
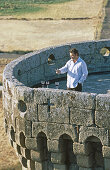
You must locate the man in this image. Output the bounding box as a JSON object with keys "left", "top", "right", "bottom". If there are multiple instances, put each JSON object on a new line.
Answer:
{"left": 56, "top": 48, "right": 88, "bottom": 92}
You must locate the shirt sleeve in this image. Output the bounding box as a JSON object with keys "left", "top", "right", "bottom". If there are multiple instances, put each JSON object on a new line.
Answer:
{"left": 59, "top": 62, "right": 68, "bottom": 74}
{"left": 78, "top": 61, "right": 88, "bottom": 84}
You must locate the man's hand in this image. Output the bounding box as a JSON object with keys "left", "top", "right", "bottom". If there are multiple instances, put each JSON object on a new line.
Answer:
{"left": 56, "top": 69, "right": 61, "bottom": 74}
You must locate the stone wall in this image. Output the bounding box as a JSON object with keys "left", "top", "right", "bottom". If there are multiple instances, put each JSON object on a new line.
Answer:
{"left": 2, "top": 39, "right": 110, "bottom": 170}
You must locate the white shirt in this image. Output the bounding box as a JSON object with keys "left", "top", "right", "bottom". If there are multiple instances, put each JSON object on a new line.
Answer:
{"left": 59, "top": 57, "right": 88, "bottom": 88}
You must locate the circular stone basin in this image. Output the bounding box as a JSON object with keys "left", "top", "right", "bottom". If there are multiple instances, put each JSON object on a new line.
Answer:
{"left": 35, "top": 73, "right": 110, "bottom": 94}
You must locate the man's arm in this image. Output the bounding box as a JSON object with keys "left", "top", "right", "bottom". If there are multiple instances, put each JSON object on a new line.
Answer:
{"left": 78, "top": 61, "right": 88, "bottom": 84}
{"left": 56, "top": 63, "right": 68, "bottom": 74}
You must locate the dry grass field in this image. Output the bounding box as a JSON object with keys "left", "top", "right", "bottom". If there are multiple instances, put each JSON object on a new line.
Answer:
{"left": 0, "top": 0, "right": 104, "bottom": 20}
{"left": 0, "top": 0, "right": 104, "bottom": 52}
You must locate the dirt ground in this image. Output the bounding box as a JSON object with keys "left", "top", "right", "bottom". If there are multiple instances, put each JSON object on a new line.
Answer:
{"left": 0, "top": 98, "right": 22, "bottom": 170}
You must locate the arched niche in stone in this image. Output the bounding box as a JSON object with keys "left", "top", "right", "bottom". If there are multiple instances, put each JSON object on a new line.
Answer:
{"left": 22, "top": 157, "right": 27, "bottom": 168}
{"left": 10, "top": 126, "right": 15, "bottom": 142}
{"left": 20, "top": 132, "right": 26, "bottom": 148}
{"left": 85, "top": 136, "right": 104, "bottom": 169}
{"left": 59, "top": 133, "right": 78, "bottom": 169}
{"left": 36, "top": 132, "right": 51, "bottom": 170}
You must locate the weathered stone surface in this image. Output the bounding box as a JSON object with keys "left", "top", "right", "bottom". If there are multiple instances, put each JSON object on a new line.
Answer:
{"left": 79, "top": 126, "right": 109, "bottom": 146}
{"left": 53, "top": 164, "right": 66, "bottom": 170}
{"left": 73, "top": 142, "right": 92, "bottom": 156}
{"left": 79, "top": 168, "right": 92, "bottom": 170}
{"left": 32, "top": 122, "right": 77, "bottom": 141}
{"left": 70, "top": 108, "right": 94, "bottom": 126}
{"left": 102, "top": 146, "right": 110, "bottom": 158}
{"left": 62, "top": 91, "right": 96, "bottom": 110}
{"left": 16, "top": 118, "right": 32, "bottom": 137}
{"left": 31, "top": 150, "right": 41, "bottom": 162}
{"left": 51, "top": 152, "right": 64, "bottom": 164}
{"left": 77, "top": 154, "right": 93, "bottom": 168}
{"left": 32, "top": 122, "right": 47, "bottom": 138}
{"left": 104, "top": 158, "right": 110, "bottom": 170}
{"left": 25, "top": 137, "right": 37, "bottom": 151}
{"left": 96, "top": 94, "right": 110, "bottom": 111}
{"left": 47, "top": 139, "right": 59, "bottom": 152}
{"left": 35, "top": 161, "right": 42, "bottom": 170}
{"left": 95, "top": 110, "right": 110, "bottom": 128}
{"left": 47, "top": 123, "right": 77, "bottom": 141}
{"left": 69, "top": 164, "right": 79, "bottom": 170}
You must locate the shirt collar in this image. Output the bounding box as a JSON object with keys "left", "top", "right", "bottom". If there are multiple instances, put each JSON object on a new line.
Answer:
{"left": 70, "top": 56, "right": 80, "bottom": 63}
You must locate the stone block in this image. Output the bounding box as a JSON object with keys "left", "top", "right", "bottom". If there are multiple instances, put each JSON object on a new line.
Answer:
{"left": 73, "top": 142, "right": 92, "bottom": 156}
{"left": 79, "top": 126, "right": 109, "bottom": 146}
{"left": 70, "top": 108, "right": 94, "bottom": 126}
{"left": 25, "top": 103, "right": 38, "bottom": 122}
{"left": 62, "top": 91, "right": 96, "bottom": 110}
{"left": 95, "top": 110, "right": 110, "bottom": 129}
{"left": 102, "top": 146, "right": 110, "bottom": 158}
{"left": 47, "top": 139, "right": 59, "bottom": 152}
{"left": 51, "top": 152, "right": 65, "bottom": 164}
{"left": 32, "top": 122, "right": 77, "bottom": 141}
{"left": 53, "top": 164, "right": 66, "bottom": 170}
{"left": 38, "top": 105, "right": 49, "bottom": 121}
{"left": 16, "top": 86, "right": 34, "bottom": 103}
{"left": 16, "top": 118, "right": 32, "bottom": 137}
{"left": 94, "top": 168, "right": 103, "bottom": 170}
{"left": 79, "top": 168, "right": 92, "bottom": 170}
{"left": 77, "top": 154, "right": 93, "bottom": 168}
{"left": 25, "top": 137, "right": 38, "bottom": 151}
{"left": 69, "top": 164, "right": 79, "bottom": 170}
{"left": 34, "top": 89, "right": 49, "bottom": 104}
{"left": 47, "top": 123, "right": 77, "bottom": 141}
{"left": 96, "top": 94, "right": 110, "bottom": 111}
{"left": 104, "top": 158, "right": 110, "bottom": 170}
{"left": 3, "top": 93, "right": 12, "bottom": 112}
{"left": 32, "top": 122, "right": 47, "bottom": 138}
{"left": 35, "top": 161, "right": 42, "bottom": 170}
{"left": 31, "top": 150, "right": 41, "bottom": 162}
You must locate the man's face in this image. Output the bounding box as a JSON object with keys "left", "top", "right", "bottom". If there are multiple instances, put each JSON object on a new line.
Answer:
{"left": 70, "top": 52, "right": 77, "bottom": 60}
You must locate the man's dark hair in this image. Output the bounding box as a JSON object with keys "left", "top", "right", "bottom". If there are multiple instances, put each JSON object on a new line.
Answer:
{"left": 69, "top": 48, "right": 79, "bottom": 56}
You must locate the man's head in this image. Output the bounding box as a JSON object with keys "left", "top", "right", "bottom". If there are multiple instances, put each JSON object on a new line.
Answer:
{"left": 69, "top": 48, "right": 79, "bottom": 61}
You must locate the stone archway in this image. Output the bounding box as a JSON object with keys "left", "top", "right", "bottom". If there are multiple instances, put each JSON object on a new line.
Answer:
{"left": 85, "top": 136, "right": 104, "bottom": 169}
{"left": 59, "top": 134, "right": 78, "bottom": 170}
{"left": 36, "top": 132, "right": 51, "bottom": 170}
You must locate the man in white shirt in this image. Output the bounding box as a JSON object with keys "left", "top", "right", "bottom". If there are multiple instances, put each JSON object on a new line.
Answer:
{"left": 56, "top": 48, "right": 88, "bottom": 92}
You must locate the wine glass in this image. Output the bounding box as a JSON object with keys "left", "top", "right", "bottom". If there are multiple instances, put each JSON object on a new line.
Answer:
{"left": 55, "top": 82, "right": 59, "bottom": 89}
{"left": 46, "top": 81, "right": 49, "bottom": 88}
{"left": 41, "top": 81, "right": 45, "bottom": 88}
